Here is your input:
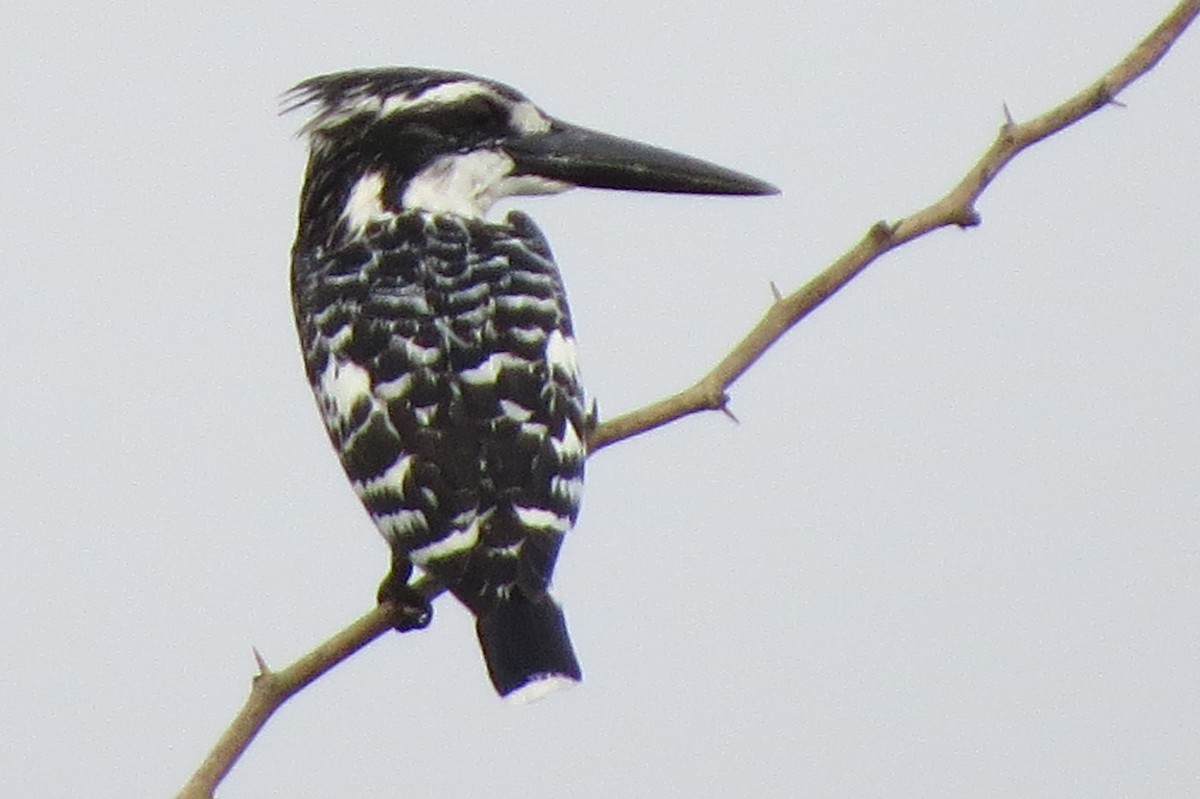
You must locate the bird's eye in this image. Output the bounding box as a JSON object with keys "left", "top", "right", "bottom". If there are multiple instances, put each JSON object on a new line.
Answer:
{"left": 455, "top": 96, "right": 508, "bottom": 133}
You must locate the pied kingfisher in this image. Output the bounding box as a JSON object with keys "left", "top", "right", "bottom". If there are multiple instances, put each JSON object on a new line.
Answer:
{"left": 286, "top": 67, "right": 776, "bottom": 701}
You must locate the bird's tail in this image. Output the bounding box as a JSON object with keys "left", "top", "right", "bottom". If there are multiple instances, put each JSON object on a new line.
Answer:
{"left": 475, "top": 589, "right": 582, "bottom": 702}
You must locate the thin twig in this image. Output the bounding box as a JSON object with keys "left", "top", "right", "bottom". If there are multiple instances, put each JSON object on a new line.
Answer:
{"left": 175, "top": 576, "right": 443, "bottom": 799}
{"left": 176, "top": 4, "right": 1200, "bottom": 795}
{"left": 586, "top": 0, "right": 1200, "bottom": 453}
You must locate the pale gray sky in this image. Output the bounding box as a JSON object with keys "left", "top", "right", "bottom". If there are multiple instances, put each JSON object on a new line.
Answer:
{"left": 2, "top": 2, "right": 1198, "bottom": 797}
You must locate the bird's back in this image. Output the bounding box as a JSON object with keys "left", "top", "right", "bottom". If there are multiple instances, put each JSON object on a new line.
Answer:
{"left": 291, "top": 209, "right": 588, "bottom": 616}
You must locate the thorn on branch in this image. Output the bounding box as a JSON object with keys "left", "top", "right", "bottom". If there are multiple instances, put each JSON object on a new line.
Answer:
{"left": 252, "top": 647, "right": 271, "bottom": 677}
{"left": 769, "top": 281, "right": 783, "bottom": 302}
{"left": 718, "top": 396, "right": 740, "bottom": 425}
{"left": 997, "top": 106, "right": 1019, "bottom": 148}
{"left": 586, "top": 398, "right": 600, "bottom": 432}
{"left": 1099, "top": 82, "right": 1127, "bottom": 108}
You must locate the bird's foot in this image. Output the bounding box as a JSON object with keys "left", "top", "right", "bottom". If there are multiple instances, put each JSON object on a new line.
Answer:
{"left": 377, "top": 569, "right": 433, "bottom": 632}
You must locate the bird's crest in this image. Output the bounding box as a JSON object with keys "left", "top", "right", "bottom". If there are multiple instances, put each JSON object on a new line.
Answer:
{"left": 282, "top": 67, "right": 550, "bottom": 139}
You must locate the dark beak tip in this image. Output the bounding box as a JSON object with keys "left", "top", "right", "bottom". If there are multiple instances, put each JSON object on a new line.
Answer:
{"left": 749, "top": 180, "right": 782, "bottom": 197}
{"left": 719, "top": 174, "right": 780, "bottom": 197}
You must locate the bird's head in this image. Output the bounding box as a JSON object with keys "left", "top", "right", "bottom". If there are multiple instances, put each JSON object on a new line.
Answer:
{"left": 286, "top": 67, "right": 777, "bottom": 245}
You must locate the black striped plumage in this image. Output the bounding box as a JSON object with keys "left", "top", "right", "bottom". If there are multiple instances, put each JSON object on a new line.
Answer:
{"left": 287, "top": 66, "right": 776, "bottom": 700}
{"left": 288, "top": 69, "right": 591, "bottom": 699}
{"left": 291, "top": 210, "right": 587, "bottom": 616}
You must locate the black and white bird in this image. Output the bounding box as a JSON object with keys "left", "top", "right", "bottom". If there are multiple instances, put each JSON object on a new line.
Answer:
{"left": 286, "top": 67, "right": 776, "bottom": 701}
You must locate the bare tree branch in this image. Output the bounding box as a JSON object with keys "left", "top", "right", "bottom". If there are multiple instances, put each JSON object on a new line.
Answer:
{"left": 175, "top": 577, "right": 443, "bottom": 799}
{"left": 176, "top": 3, "right": 1200, "bottom": 795}
{"left": 587, "top": 0, "right": 1200, "bottom": 453}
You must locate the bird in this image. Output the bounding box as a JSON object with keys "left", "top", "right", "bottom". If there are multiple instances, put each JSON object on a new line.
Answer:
{"left": 285, "top": 67, "right": 777, "bottom": 702}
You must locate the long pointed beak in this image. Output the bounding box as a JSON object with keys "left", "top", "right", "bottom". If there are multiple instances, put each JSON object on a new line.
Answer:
{"left": 503, "top": 120, "right": 779, "bottom": 196}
